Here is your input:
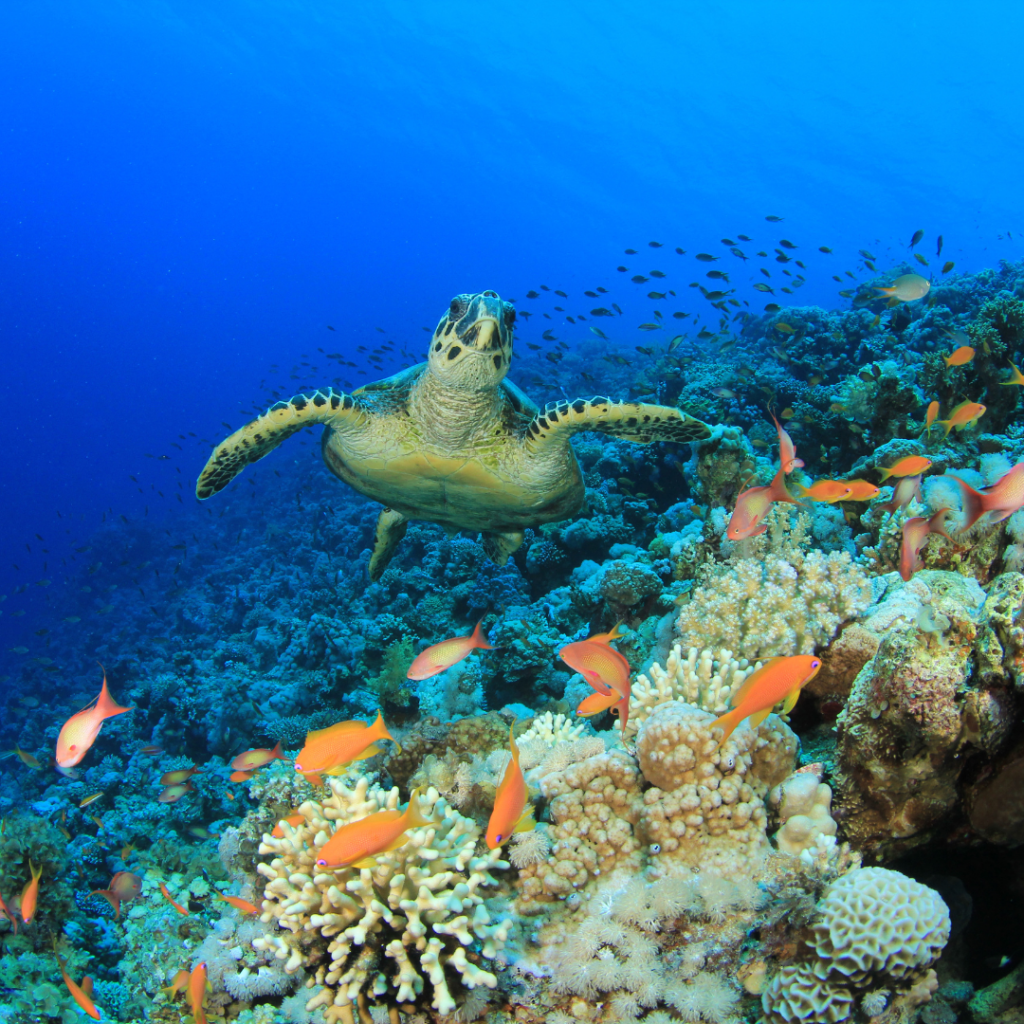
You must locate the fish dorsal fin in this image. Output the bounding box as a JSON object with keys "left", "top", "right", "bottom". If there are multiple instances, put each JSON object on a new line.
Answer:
{"left": 729, "top": 659, "right": 782, "bottom": 708}
{"left": 306, "top": 720, "right": 367, "bottom": 743}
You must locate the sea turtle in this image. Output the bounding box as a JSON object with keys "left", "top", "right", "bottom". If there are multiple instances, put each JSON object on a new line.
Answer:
{"left": 196, "top": 290, "right": 712, "bottom": 580}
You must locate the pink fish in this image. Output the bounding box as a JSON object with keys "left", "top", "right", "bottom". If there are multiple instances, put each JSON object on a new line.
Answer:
{"left": 900, "top": 509, "right": 952, "bottom": 581}
{"left": 878, "top": 474, "right": 923, "bottom": 518}
{"left": 56, "top": 670, "right": 133, "bottom": 769}
{"left": 727, "top": 466, "right": 801, "bottom": 540}
{"left": 952, "top": 463, "right": 1024, "bottom": 531}
{"left": 771, "top": 412, "right": 804, "bottom": 474}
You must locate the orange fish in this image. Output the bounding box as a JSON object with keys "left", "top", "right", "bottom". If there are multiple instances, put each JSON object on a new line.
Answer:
{"left": 558, "top": 638, "right": 630, "bottom": 697}
{"left": 229, "top": 769, "right": 255, "bottom": 782}
{"left": 952, "top": 462, "right": 1024, "bottom": 530}
{"left": 486, "top": 723, "right": 535, "bottom": 849}
{"left": 727, "top": 465, "right": 801, "bottom": 540}
{"left": 56, "top": 948, "right": 100, "bottom": 1020}
{"left": 271, "top": 812, "right": 305, "bottom": 838}
{"left": 711, "top": 655, "right": 822, "bottom": 747}
{"left": 842, "top": 479, "right": 881, "bottom": 501}
{"left": 879, "top": 474, "right": 923, "bottom": 517}
{"left": 161, "top": 968, "right": 191, "bottom": 998}
{"left": 878, "top": 455, "right": 932, "bottom": 481}
{"left": 943, "top": 345, "right": 975, "bottom": 367}
{"left": 938, "top": 401, "right": 985, "bottom": 436}
{"left": 231, "top": 742, "right": 287, "bottom": 772}
{"left": 214, "top": 892, "right": 259, "bottom": 915}
{"left": 1001, "top": 360, "right": 1024, "bottom": 386}
{"left": 924, "top": 400, "right": 940, "bottom": 436}
{"left": 797, "top": 479, "right": 853, "bottom": 503}
{"left": 110, "top": 871, "right": 142, "bottom": 901}
{"left": 158, "top": 782, "right": 194, "bottom": 803}
{"left": 406, "top": 621, "right": 494, "bottom": 680}
{"left": 120, "top": 843, "right": 136, "bottom": 861}
{"left": 588, "top": 622, "right": 626, "bottom": 645}
{"left": 20, "top": 861, "right": 42, "bottom": 924}
{"left": 294, "top": 711, "right": 400, "bottom": 780}
{"left": 315, "top": 787, "right": 430, "bottom": 869}
{"left": 89, "top": 887, "right": 122, "bottom": 919}
{"left": 188, "top": 961, "right": 209, "bottom": 1024}
{"left": 13, "top": 746, "right": 42, "bottom": 769}
{"left": 771, "top": 411, "right": 804, "bottom": 474}
{"left": 160, "top": 881, "right": 189, "bottom": 916}
{"left": 56, "top": 670, "right": 133, "bottom": 768}
{"left": 0, "top": 885, "right": 18, "bottom": 933}
{"left": 576, "top": 686, "right": 627, "bottom": 721}
{"left": 160, "top": 766, "right": 201, "bottom": 785}
{"left": 900, "top": 509, "right": 952, "bottom": 581}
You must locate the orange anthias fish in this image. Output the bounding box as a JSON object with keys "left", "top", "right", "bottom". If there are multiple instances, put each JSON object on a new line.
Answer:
{"left": 878, "top": 455, "right": 932, "bottom": 481}
{"left": 20, "top": 861, "right": 42, "bottom": 924}
{"left": 214, "top": 892, "right": 259, "bottom": 915}
{"left": 188, "top": 961, "right": 209, "bottom": 1024}
{"left": 160, "top": 766, "right": 201, "bottom": 785}
{"left": 711, "top": 655, "right": 822, "bottom": 748}
{"left": 1001, "top": 360, "right": 1024, "bottom": 386}
{"left": 900, "top": 509, "right": 952, "bottom": 581}
{"left": 56, "top": 670, "right": 133, "bottom": 768}
{"left": 315, "top": 786, "right": 430, "bottom": 869}
{"left": 771, "top": 412, "right": 804, "bottom": 474}
{"left": 943, "top": 345, "right": 975, "bottom": 367}
{"left": 727, "top": 465, "right": 801, "bottom": 540}
{"left": 952, "top": 462, "right": 1024, "bottom": 530}
{"left": 271, "top": 812, "right": 305, "bottom": 838}
{"left": 160, "top": 881, "right": 189, "bottom": 916}
{"left": 560, "top": 638, "right": 632, "bottom": 733}
{"left": 231, "top": 742, "right": 287, "bottom": 772}
{"left": 486, "top": 723, "right": 536, "bottom": 849}
{"left": 161, "top": 968, "right": 191, "bottom": 998}
{"left": 842, "top": 479, "right": 881, "bottom": 501}
{"left": 797, "top": 479, "right": 853, "bottom": 503}
{"left": 229, "top": 769, "right": 255, "bottom": 782}
{"left": 294, "top": 711, "right": 400, "bottom": 783}
{"left": 924, "top": 400, "right": 940, "bottom": 436}
{"left": 879, "top": 475, "right": 923, "bottom": 517}
{"left": 938, "top": 401, "right": 986, "bottom": 436}
{"left": 406, "top": 621, "right": 494, "bottom": 680}
{"left": 56, "top": 948, "right": 100, "bottom": 1020}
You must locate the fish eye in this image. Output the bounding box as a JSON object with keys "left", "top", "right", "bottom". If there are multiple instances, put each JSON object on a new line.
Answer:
{"left": 495, "top": 834, "right": 503, "bottom": 843}
{"left": 649, "top": 843, "right": 661, "bottom": 854}
{"left": 316, "top": 858, "right": 327, "bottom": 867}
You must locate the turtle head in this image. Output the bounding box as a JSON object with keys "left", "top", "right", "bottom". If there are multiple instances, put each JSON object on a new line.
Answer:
{"left": 428, "top": 291, "right": 515, "bottom": 389}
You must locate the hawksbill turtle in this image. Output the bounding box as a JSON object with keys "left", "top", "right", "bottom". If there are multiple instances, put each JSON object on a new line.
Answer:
{"left": 196, "top": 290, "right": 712, "bottom": 580}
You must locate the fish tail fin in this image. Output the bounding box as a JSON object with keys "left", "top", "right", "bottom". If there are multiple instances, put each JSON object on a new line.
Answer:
{"left": 929, "top": 508, "right": 953, "bottom": 540}
{"left": 769, "top": 466, "right": 801, "bottom": 506}
{"left": 939, "top": 418, "right": 955, "bottom": 437}
{"left": 370, "top": 711, "right": 402, "bottom": 756}
{"left": 269, "top": 741, "right": 285, "bottom": 761}
{"left": 404, "top": 786, "right": 432, "bottom": 830}
{"left": 470, "top": 619, "right": 495, "bottom": 651}
{"left": 710, "top": 708, "right": 743, "bottom": 749}
{"left": 613, "top": 694, "right": 630, "bottom": 737}
{"left": 96, "top": 673, "right": 133, "bottom": 720}
{"left": 508, "top": 720, "right": 520, "bottom": 765}
{"left": 515, "top": 804, "right": 537, "bottom": 835}
{"left": 31, "top": 860, "right": 42, "bottom": 882}
{"left": 952, "top": 476, "right": 986, "bottom": 531}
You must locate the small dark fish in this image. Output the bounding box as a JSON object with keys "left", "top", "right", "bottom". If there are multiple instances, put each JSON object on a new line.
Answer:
{"left": 590, "top": 327, "right": 608, "bottom": 339}
{"left": 705, "top": 290, "right": 728, "bottom": 300}
{"left": 819, "top": 246, "right": 832, "bottom": 253}
{"left": 764, "top": 303, "right": 781, "bottom": 312}
{"left": 674, "top": 247, "right": 686, "bottom": 255}
{"left": 858, "top": 249, "right": 876, "bottom": 260}
{"left": 597, "top": 286, "right": 608, "bottom": 293}
{"left": 617, "top": 266, "right": 628, "bottom": 272}
{"left": 695, "top": 253, "right": 718, "bottom": 262}
{"left": 591, "top": 307, "right": 614, "bottom": 317}
{"left": 526, "top": 290, "right": 539, "bottom": 299}
{"left": 775, "top": 254, "right": 791, "bottom": 263}
{"left": 647, "top": 291, "right": 666, "bottom": 299}
{"left": 527, "top": 343, "right": 541, "bottom": 350}
{"left": 554, "top": 290, "right": 567, "bottom": 298}
{"left": 625, "top": 248, "right": 638, "bottom": 254}
{"left": 765, "top": 215, "right": 783, "bottom": 222}
{"left": 865, "top": 261, "right": 876, "bottom": 271}
{"left": 942, "top": 261, "right": 955, "bottom": 273}
{"left": 936, "top": 235, "right": 944, "bottom": 257}
{"left": 706, "top": 270, "right": 729, "bottom": 281}
{"left": 720, "top": 238, "right": 736, "bottom": 245}
{"left": 671, "top": 311, "right": 690, "bottom": 319}
{"left": 326, "top": 325, "right": 335, "bottom": 331}
{"left": 631, "top": 275, "right": 649, "bottom": 283}
{"left": 909, "top": 229, "right": 924, "bottom": 248}
{"left": 914, "top": 253, "right": 929, "bottom": 266}
{"left": 612, "top": 303, "right": 623, "bottom": 315}
{"left": 638, "top": 323, "right": 661, "bottom": 331}
{"left": 668, "top": 335, "right": 685, "bottom": 351}
{"left": 738, "top": 234, "right": 752, "bottom": 241}
{"left": 697, "top": 328, "right": 715, "bottom": 339}
{"left": 542, "top": 330, "right": 556, "bottom": 341}
{"left": 649, "top": 270, "right": 666, "bottom": 278}
{"left": 779, "top": 239, "right": 797, "bottom": 249}
{"left": 730, "top": 247, "right": 748, "bottom": 260}
{"left": 584, "top": 290, "right": 599, "bottom": 298}
{"left": 648, "top": 240, "right": 663, "bottom": 247}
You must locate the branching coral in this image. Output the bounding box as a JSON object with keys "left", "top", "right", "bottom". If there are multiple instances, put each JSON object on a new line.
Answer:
{"left": 675, "top": 548, "right": 872, "bottom": 661}
{"left": 253, "top": 778, "right": 511, "bottom": 1020}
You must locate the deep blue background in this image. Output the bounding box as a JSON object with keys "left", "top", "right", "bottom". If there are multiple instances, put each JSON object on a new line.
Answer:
{"left": 2, "top": 0, "right": 1023, "bottom": 639}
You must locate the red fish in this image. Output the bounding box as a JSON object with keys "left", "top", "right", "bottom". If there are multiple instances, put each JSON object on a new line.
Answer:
{"left": 711, "top": 655, "right": 822, "bottom": 747}
{"left": 727, "top": 465, "right": 801, "bottom": 540}
{"left": 900, "top": 509, "right": 952, "bottom": 581}
{"left": 771, "top": 411, "right": 804, "bottom": 474}
{"left": 952, "top": 462, "right": 1024, "bottom": 530}
{"left": 486, "top": 723, "right": 535, "bottom": 849}
{"left": 56, "top": 670, "right": 133, "bottom": 768}
{"left": 231, "top": 742, "right": 287, "bottom": 772}
{"left": 160, "top": 766, "right": 201, "bottom": 786}
{"left": 406, "top": 621, "right": 494, "bottom": 680}
{"left": 56, "top": 947, "right": 100, "bottom": 1020}
{"left": 160, "top": 881, "right": 189, "bottom": 916}
{"left": 559, "top": 638, "right": 632, "bottom": 733}
{"left": 214, "top": 892, "right": 259, "bottom": 915}
{"left": 158, "top": 782, "right": 194, "bottom": 803}
{"left": 878, "top": 475, "right": 923, "bottom": 517}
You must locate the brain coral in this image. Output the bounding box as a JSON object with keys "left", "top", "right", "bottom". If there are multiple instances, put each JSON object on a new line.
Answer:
{"left": 675, "top": 549, "right": 872, "bottom": 661}
{"left": 761, "top": 963, "right": 854, "bottom": 1024}
{"left": 253, "top": 777, "right": 510, "bottom": 1020}
{"left": 808, "top": 867, "right": 950, "bottom": 984}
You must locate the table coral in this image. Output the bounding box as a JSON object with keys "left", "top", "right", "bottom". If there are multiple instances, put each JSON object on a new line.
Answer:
{"left": 675, "top": 548, "right": 872, "bottom": 661}
{"left": 253, "top": 777, "right": 510, "bottom": 1019}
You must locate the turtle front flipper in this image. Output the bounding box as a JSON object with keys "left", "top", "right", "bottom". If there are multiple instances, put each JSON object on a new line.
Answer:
{"left": 481, "top": 530, "right": 525, "bottom": 566}
{"left": 196, "top": 389, "right": 366, "bottom": 499}
{"left": 524, "top": 397, "right": 711, "bottom": 452}
{"left": 369, "top": 508, "right": 409, "bottom": 582}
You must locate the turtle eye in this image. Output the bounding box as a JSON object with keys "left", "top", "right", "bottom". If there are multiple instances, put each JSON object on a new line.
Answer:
{"left": 450, "top": 298, "right": 467, "bottom": 319}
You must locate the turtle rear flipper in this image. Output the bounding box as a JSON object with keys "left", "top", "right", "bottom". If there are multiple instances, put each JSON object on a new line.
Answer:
{"left": 369, "top": 508, "right": 408, "bottom": 582}
{"left": 524, "top": 397, "right": 711, "bottom": 451}
{"left": 196, "top": 389, "right": 366, "bottom": 499}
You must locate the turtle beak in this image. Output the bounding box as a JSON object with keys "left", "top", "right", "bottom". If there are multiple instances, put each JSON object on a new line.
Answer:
{"left": 455, "top": 292, "right": 505, "bottom": 350}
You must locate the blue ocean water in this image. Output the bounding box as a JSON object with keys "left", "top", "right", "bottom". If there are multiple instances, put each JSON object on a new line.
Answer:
{"left": 2, "top": 3, "right": 1024, "bottom": 1021}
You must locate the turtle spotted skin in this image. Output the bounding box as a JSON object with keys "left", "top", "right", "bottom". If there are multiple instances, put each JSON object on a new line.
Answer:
{"left": 196, "top": 290, "right": 712, "bottom": 580}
